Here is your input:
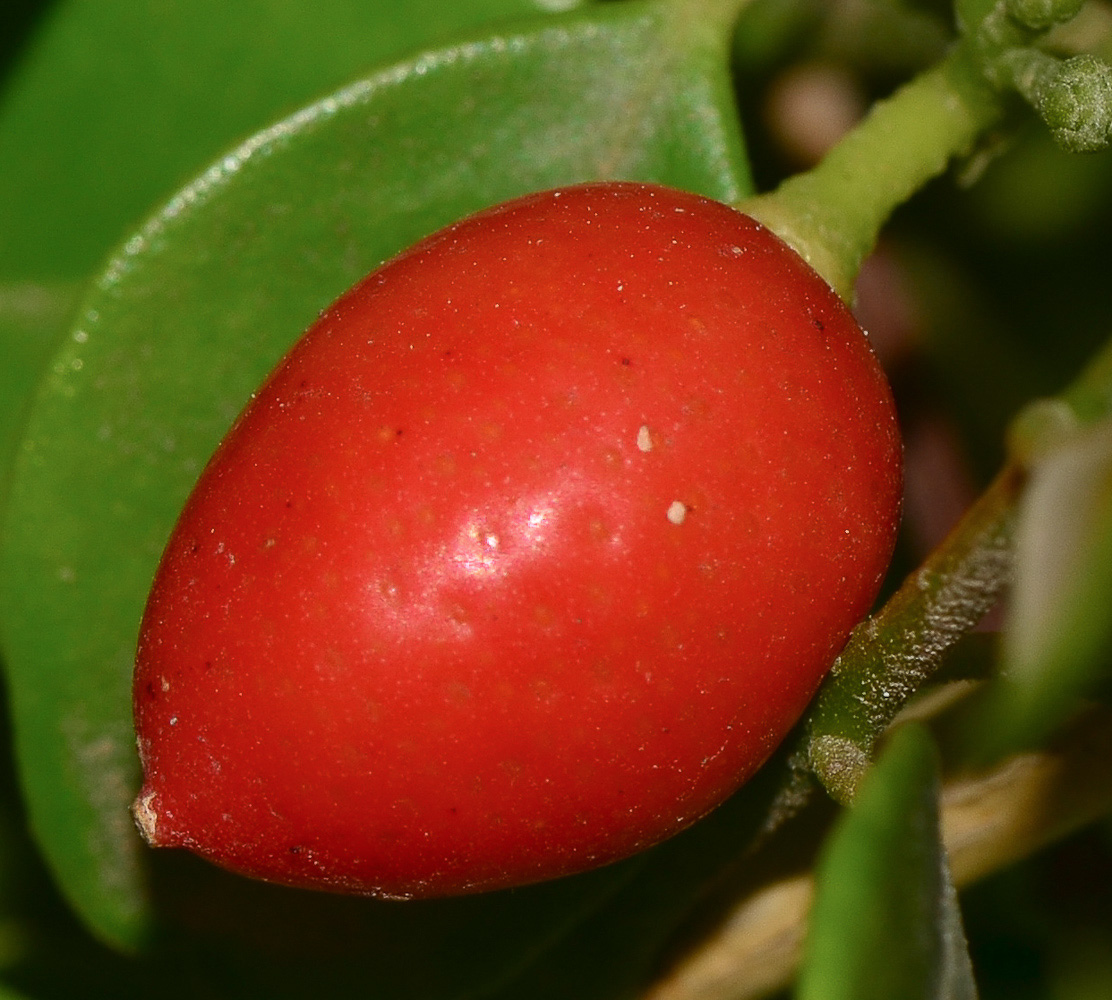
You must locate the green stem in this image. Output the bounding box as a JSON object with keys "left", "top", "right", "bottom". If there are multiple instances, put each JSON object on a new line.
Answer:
{"left": 679, "top": 0, "right": 757, "bottom": 32}
{"left": 664, "top": 0, "right": 758, "bottom": 53}
{"left": 805, "top": 330, "right": 1112, "bottom": 805}
{"left": 740, "top": 45, "right": 1004, "bottom": 300}
{"left": 806, "top": 465, "right": 1022, "bottom": 804}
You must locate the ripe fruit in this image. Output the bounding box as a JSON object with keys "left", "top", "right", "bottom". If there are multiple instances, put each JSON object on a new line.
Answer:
{"left": 132, "top": 181, "right": 901, "bottom": 899}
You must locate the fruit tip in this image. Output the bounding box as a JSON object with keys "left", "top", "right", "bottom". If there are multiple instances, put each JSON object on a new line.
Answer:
{"left": 130, "top": 787, "right": 161, "bottom": 846}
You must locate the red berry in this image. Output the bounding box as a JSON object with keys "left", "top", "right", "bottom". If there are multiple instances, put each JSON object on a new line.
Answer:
{"left": 132, "top": 182, "right": 901, "bottom": 898}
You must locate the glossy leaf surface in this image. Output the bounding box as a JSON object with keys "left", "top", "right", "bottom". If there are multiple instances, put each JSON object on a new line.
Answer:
{"left": 0, "top": 0, "right": 585, "bottom": 281}
{"left": 0, "top": 0, "right": 585, "bottom": 502}
{"left": 0, "top": 0, "right": 751, "bottom": 954}
{"left": 798, "top": 725, "right": 978, "bottom": 1000}
{"left": 0, "top": 281, "right": 80, "bottom": 508}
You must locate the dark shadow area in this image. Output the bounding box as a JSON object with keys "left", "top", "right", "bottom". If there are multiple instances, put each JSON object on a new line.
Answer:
{"left": 0, "top": 0, "right": 56, "bottom": 90}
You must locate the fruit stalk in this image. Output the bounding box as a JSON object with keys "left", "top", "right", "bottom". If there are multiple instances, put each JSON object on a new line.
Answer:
{"left": 742, "top": 44, "right": 1004, "bottom": 300}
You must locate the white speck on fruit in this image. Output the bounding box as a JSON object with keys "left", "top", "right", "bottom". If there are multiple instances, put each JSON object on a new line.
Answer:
{"left": 637, "top": 425, "right": 653, "bottom": 452}
{"left": 132, "top": 790, "right": 159, "bottom": 844}
{"left": 666, "top": 501, "right": 687, "bottom": 525}
{"left": 701, "top": 736, "right": 730, "bottom": 766}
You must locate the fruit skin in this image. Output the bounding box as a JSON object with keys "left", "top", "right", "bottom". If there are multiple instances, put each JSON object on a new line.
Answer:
{"left": 132, "top": 181, "right": 901, "bottom": 899}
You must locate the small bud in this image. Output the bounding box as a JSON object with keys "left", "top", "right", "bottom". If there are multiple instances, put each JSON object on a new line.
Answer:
{"left": 1006, "top": 0, "right": 1085, "bottom": 32}
{"left": 1039, "top": 54, "right": 1112, "bottom": 152}
{"left": 999, "top": 48, "right": 1112, "bottom": 152}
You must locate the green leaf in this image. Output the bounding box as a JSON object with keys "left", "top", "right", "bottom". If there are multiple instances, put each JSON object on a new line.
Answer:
{"left": 0, "top": 281, "right": 82, "bottom": 510}
{"left": 0, "top": 0, "right": 586, "bottom": 282}
{"left": 0, "top": 0, "right": 587, "bottom": 503}
{"left": 985, "top": 418, "right": 1112, "bottom": 754}
{"left": 798, "top": 724, "right": 978, "bottom": 1000}
{"left": 0, "top": 0, "right": 751, "bottom": 953}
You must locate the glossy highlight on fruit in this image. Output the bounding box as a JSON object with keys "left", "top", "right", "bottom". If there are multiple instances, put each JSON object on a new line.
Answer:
{"left": 132, "top": 182, "right": 902, "bottom": 899}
